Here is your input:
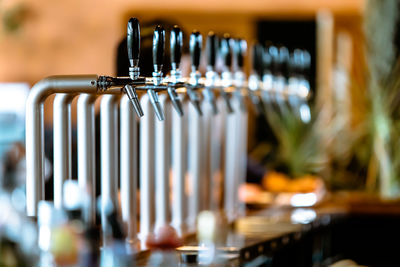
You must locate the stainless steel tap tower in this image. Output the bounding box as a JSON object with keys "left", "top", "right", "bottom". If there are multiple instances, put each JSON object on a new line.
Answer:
{"left": 25, "top": 17, "right": 310, "bottom": 248}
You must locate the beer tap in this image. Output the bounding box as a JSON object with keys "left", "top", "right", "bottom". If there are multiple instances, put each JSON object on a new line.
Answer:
{"left": 233, "top": 38, "right": 248, "bottom": 111}
{"left": 298, "top": 49, "right": 311, "bottom": 98}
{"left": 125, "top": 18, "right": 144, "bottom": 117}
{"left": 203, "top": 31, "right": 218, "bottom": 115}
{"left": 150, "top": 25, "right": 166, "bottom": 121}
{"left": 247, "top": 43, "right": 264, "bottom": 114}
{"left": 188, "top": 30, "right": 203, "bottom": 116}
{"left": 275, "top": 45, "right": 289, "bottom": 98}
{"left": 168, "top": 25, "right": 185, "bottom": 116}
{"left": 262, "top": 42, "right": 274, "bottom": 101}
{"left": 220, "top": 34, "right": 234, "bottom": 112}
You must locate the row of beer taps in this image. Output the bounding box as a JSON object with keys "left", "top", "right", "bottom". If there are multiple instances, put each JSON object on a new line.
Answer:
{"left": 97, "top": 17, "right": 311, "bottom": 121}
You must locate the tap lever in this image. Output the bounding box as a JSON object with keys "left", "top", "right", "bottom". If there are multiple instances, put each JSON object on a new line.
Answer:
{"left": 127, "top": 18, "right": 141, "bottom": 79}
{"left": 153, "top": 25, "right": 165, "bottom": 74}
{"left": 234, "top": 39, "right": 247, "bottom": 71}
{"left": 206, "top": 32, "right": 217, "bottom": 70}
{"left": 168, "top": 25, "right": 185, "bottom": 116}
{"left": 170, "top": 25, "right": 183, "bottom": 71}
{"left": 188, "top": 30, "right": 203, "bottom": 115}
{"left": 220, "top": 33, "right": 233, "bottom": 71}
{"left": 150, "top": 25, "right": 166, "bottom": 121}
{"left": 190, "top": 30, "right": 202, "bottom": 72}
{"left": 204, "top": 32, "right": 219, "bottom": 115}
{"left": 124, "top": 85, "right": 144, "bottom": 117}
{"left": 251, "top": 43, "right": 264, "bottom": 77}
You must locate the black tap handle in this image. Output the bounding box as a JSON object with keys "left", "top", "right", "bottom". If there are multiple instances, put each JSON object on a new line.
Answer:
{"left": 170, "top": 25, "right": 183, "bottom": 69}
{"left": 268, "top": 44, "right": 280, "bottom": 75}
{"left": 252, "top": 43, "right": 264, "bottom": 77}
{"left": 127, "top": 18, "right": 140, "bottom": 67}
{"left": 220, "top": 33, "right": 232, "bottom": 69}
{"left": 263, "top": 44, "right": 272, "bottom": 75}
{"left": 153, "top": 25, "right": 165, "bottom": 72}
{"left": 206, "top": 31, "right": 218, "bottom": 68}
{"left": 234, "top": 39, "right": 246, "bottom": 69}
{"left": 190, "top": 30, "right": 202, "bottom": 70}
{"left": 279, "top": 46, "right": 290, "bottom": 78}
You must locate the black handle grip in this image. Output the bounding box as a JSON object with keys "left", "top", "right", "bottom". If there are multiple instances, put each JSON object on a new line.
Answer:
{"left": 268, "top": 44, "right": 280, "bottom": 75}
{"left": 263, "top": 43, "right": 272, "bottom": 74}
{"left": 190, "top": 30, "right": 202, "bottom": 70}
{"left": 289, "top": 49, "right": 301, "bottom": 76}
{"left": 170, "top": 25, "right": 183, "bottom": 68}
{"left": 252, "top": 43, "right": 264, "bottom": 77}
{"left": 206, "top": 31, "right": 218, "bottom": 68}
{"left": 279, "top": 46, "right": 290, "bottom": 78}
{"left": 127, "top": 18, "right": 140, "bottom": 67}
{"left": 234, "top": 39, "right": 247, "bottom": 69}
{"left": 153, "top": 25, "right": 166, "bottom": 71}
{"left": 220, "top": 33, "right": 232, "bottom": 68}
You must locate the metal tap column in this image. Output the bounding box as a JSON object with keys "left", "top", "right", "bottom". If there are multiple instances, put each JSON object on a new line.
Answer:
{"left": 155, "top": 94, "right": 171, "bottom": 231}
{"left": 120, "top": 95, "right": 138, "bottom": 244}
{"left": 100, "top": 94, "right": 119, "bottom": 245}
{"left": 77, "top": 93, "right": 97, "bottom": 224}
{"left": 233, "top": 39, "right": 249, "bottom": 218}
{"left": 220, "top": 35, "right": 238, "bottom": 222}
{"left": 187, "top": 31, "right": 203, "bottom": 230}
{"left": 53, "top": 93, "right": 75, "bottom": 209}
{"left": 26, "top": 75, "right": 98, "bottom": 217}
{"left": 139, "top": 94, "right": 155, "bottom": 246}
{"left": 205, "top": 32, "right": 223, "bottom": 211}
{"left": 171, "top": 98, "right": 187, "bottom": 236}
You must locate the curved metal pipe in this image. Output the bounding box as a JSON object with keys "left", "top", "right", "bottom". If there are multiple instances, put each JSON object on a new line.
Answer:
{"left": 139, "top": 94, "right": 155, "bottom": 246}
{"left": 224, "top": 97, "right": 240, "bottom": 222}
{"left": 236, "top": 107, "right": 248, "bottom": 219}
{"left": 26, "top": 75, "right": 98, "bottom": 217}
{"left": 154, "top": 94, "right": 171, "bottom": 231}
{"left": 171, "top": 96, "right": 187, "bottom": 236}
{"left": 77, "top": 94, "right": 97, "bottom": 224}
{"left": 187, "top": 101, "right": 202, "bottom": 230}
{"left": 53, "top": 93, "right": 76, "bottom": 209}
{"left": 120, "top": 95, "right": 138, "bottom": 244}
{"left": 206, "top": 99, "right": 224, "bottom": 211}
{"left": 100, "top": 94, "right": 120, "bottom": 245}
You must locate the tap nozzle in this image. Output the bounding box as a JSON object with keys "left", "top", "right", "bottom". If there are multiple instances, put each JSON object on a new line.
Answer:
{"left": 188, "top": 30, "right": 203, "bottom": 116}
{"left": 150, "top": 25, "right": 166, "bottom": 121}
{"left": 168, "top": 25, "right": 185, "bottom": 116}
{"left": 124, "top": 85, "right": 144, "bottom": 117}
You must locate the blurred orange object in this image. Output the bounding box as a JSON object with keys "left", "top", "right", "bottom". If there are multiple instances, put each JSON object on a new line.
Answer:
{"left": 261, "top": 172, "right": 290, "bottom": 192}
{"left": 262, "top": 172, "right": 323, "bottom": 193}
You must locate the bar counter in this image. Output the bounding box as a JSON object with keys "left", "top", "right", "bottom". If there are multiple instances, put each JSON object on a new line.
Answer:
{"left": 136, "top": 192, "right": 400, "bottom": 266}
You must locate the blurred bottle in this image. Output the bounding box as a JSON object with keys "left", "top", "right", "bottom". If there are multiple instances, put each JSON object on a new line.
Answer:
{"left": 37, "top": 201, "right": 77, "bottom": 267}
{"left": 0, "top": 143, "right": 39, "bottom": 267}
{"left": 100, "top": 201, "right": 134, "bottom": 267}
{"left": 197, "top": 211, "right": 228, "bottom": 266}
